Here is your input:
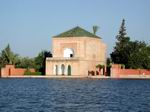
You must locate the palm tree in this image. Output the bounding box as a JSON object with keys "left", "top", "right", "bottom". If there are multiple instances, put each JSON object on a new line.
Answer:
{"left": 93, "top": 26, "right": 99, "bottom": 35}
{"left": 1, "top": 44, "right": 18, "bottom": 65}
{"left": 4, "top": 44, "right": 13, "bottom": 64}
{"left": 96, "top": 64, "right": 105, "bottom": 75}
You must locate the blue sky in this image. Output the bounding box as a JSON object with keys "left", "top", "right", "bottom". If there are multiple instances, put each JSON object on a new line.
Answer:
{"left": 0, "top": 0, "right": 150, "bottom": 57}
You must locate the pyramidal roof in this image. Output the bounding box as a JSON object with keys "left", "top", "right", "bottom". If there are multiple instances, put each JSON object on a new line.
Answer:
{"left": 54, "top": 26, "right": 101, "bottom": 39}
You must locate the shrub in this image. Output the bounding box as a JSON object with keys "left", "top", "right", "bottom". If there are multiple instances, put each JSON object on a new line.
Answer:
{"left": 24, "top": 69, "right": 31, "bottom": 75}
{"left": 24, "top": 69, "right": 42, "bottom": 75}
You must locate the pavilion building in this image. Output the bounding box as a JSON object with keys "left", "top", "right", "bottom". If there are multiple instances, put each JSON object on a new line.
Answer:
{"left": 46, "top": 26, "right": 106, "bottom": 77}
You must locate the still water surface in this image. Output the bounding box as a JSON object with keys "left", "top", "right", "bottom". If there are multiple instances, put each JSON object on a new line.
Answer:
{"left": 0, "top": 78, "right": 150, "bottom": 112}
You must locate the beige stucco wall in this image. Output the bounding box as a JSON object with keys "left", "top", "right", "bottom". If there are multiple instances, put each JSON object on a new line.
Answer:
{"left": 46, "top": 36, "right": 106, "bottom": 76}
{"left": 46, "top": 59, "right": 80, "bottom": 76}
{"left": 52, "top": 37, "right": 85, "bottom": 58}
{"left": 84, "top": 37, "right": 106, "bottom": 64}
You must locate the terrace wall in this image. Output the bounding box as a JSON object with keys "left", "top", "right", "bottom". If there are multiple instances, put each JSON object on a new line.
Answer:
{"left": 111, "top": 64, "right": 150, "bottom": 78}
{"left": 1, "top": 65, "right": 35, "bottom": 77}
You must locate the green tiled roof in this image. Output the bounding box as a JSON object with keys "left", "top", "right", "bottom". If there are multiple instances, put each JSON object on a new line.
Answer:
{"left": 54, "top": 26, "right": 101, "bottom": 38}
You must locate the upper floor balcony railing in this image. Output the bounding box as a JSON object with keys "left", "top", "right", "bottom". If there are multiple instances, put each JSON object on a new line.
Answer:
{"left": 46, "top": 57, "right": 80, "bottom": 61}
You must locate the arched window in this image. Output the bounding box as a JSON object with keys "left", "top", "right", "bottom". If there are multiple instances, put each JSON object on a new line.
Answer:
{"left": 63, "top": 48, "right": 74, "bottom": 58}
{"left": 61, "top": 64, "right": 65, "bottom": 75}
{"left": 67, "top": 65, "right": 71, "bottom": 76}
{"left": 54, "top": 65, "right": 58, "bottom": 75}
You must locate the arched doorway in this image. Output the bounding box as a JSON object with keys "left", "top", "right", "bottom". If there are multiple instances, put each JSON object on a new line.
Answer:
{"left": 67, "top": 65, "right": 71, "bottom": 76}
{"left": 55, "top": 65, "right": 58, "bottom": 75}
{"left": 63, "top": 48, "right": 74, "bottom": 58}
{"left": 61, "top": 64, "right": 65, "bottom": 75}
{"left": 53, "top": 65, "right": 58, "bottom": 75}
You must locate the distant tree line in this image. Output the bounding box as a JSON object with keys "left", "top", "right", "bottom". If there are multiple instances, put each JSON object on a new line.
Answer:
{"left": 1, "top": 20, "right": 150, "bottom": 74}
{"left": 0, "top": 44, "right": 52, "bottom": 74}
{"left": 110, "top": 19, "right": 150, "bottom": 69}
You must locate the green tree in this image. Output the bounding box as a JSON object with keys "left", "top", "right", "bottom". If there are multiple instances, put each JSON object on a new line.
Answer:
{"left": 106, "top": 58, "right": 112, "bottom": 76}
{"left": 96, "top": 64, "right": 105, "bottom": 75}
{"left": 34, "top": 50, "right": 52, "bottom": 74}
{"left": 0, "top": 44, "right": 18, "bottom": 67}
{"left": 106, "top": 58, "right": 112, "bottom": 67}
{"left": 116, "top": 19, "right": 127, "bottom": 42}
{"left": 16, "top": 57, "right": 35, "bottom": 69}
{"left": 96, "top": 64, "right": 105, "bottom": 69}
{"left": 111, "top": 19, "right": 130, "bottom": 66}
{"left": 127, "top": 41, "right": 150, "bottom": 69}
{"left": 141, "top": 46, "right": 150, "bottom": 69}
{"left": 111, "top": 19, "right": 150, "bottom": 69}
{"left": 0, "top": 55, "right": 3, "bottom": 68}
{"left": 93, "top": 26, "right": 99, "bottom": 35}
